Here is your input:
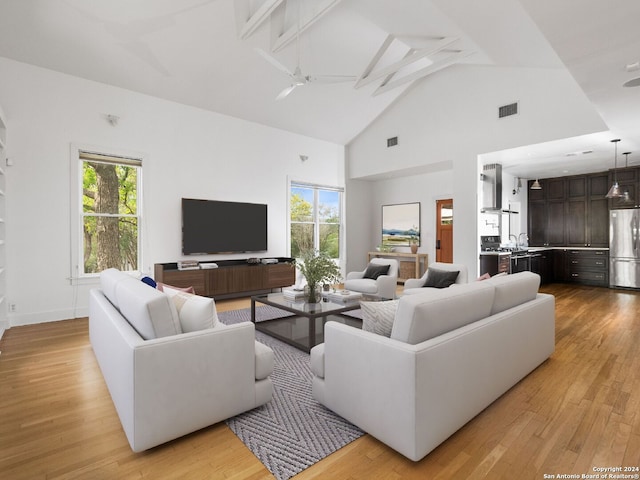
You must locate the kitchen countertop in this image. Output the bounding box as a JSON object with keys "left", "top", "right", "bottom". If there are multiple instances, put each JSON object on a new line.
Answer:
{"left": 480, "top": 246, "right": 609, "bottom": 256}
{"left": 528, "top": 246, "right": 609, "bottom": 251}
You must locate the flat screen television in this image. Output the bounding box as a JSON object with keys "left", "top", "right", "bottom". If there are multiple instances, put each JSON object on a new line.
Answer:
{"left": 182, "top": 198, "right": 268, "bottom": 255}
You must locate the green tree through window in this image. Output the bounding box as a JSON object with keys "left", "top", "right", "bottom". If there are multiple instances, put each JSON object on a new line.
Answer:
{"left": 81, "top": 152, "right": 141, "bottom": 274}
{"left": 290, "top": 184, "right": 342, "bottom": 259}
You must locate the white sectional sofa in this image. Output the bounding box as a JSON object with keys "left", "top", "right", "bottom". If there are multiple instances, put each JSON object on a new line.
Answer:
{"left": 310, "top": 271, "right": 555, "bottom": 461}
{"left": 89, "top": 269, "right": 274, "bottom": 452}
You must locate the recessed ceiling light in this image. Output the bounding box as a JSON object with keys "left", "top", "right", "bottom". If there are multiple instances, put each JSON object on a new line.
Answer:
{"left": 582, "top": 150, "right": 593, "bottom": 154}
{"left": 626, "top": 61, "right": 640, "bottom": 72}
{"left": 623, "top": 77, "right": 640, "bottom": 88}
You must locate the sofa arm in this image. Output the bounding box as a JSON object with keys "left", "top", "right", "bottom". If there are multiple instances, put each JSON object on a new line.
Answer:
{"left": 346, "top": 271, "right": 365, "bottom": 280}
{"left": 403, "top": 277, "right": 425, "bottom": 289}
{"left": 131, "top": 322, "right": 260, "bottom": 451}
{"left": 318, "top": 323, "right": 421, "bottom": 457}
{"left": 376, "top": 274, "right": 398, "bottom": 298}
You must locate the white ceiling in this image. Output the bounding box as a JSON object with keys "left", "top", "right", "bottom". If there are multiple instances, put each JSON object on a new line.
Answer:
{"left": 0, "top": 0, "right": 639, "bottom": 180}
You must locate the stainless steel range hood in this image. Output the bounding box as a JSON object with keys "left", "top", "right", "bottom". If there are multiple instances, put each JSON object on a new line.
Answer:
{"left": 480, "top": 163, "right": 519, "bottom": 214}
{"left": 481, "top": 163, "right": 502, "bottom": 213}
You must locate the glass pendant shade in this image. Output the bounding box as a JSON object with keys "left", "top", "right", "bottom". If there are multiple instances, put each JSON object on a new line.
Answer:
{"left": 531, "top": 179, "right": 542, "bottom": 190}
{"left": 606, "top": 139, "right": 623, "bottom": 198}
{"left": 620, "top": 152, "right": 634, "bottom": 204}
{"left": 606, "top": 182, "right": 622, "bottom": 198}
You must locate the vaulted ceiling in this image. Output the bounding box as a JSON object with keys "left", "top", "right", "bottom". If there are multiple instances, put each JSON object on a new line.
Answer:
{"left": 0, "top": 0, "right": 639, "bottom": 178}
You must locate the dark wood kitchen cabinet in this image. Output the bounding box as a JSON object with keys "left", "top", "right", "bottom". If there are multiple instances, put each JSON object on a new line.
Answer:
{"left": 530, "top": 250, "right": 551, "bottom": 284}
{"left": 528, "top": 172, "right": 609, "bottom": 248}
{"left": 528, "top": 177, "right": 566, "bottom": 246}
{"left": 565, "top": 173, "right": 609, "bottom": 247}
{"left": 551, "top": 248, "right": 608, "bottom": 286}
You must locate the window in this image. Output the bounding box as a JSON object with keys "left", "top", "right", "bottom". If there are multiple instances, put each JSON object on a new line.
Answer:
{"left": 72, "top": 148, "right": 143, "bottom": 277}
{"left": 290, "top": 182, "right": 343, "bottom": 259}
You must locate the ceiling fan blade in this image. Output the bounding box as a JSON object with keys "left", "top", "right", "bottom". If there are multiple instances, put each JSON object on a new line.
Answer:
{"left": 308, "top": 74, "right": 357, "bottom": 84}
{"left": 255, "top": 48, "right": 295, "bottom": 78}
{"left": 276, "top": 85, "right": 298, "bottom": 100}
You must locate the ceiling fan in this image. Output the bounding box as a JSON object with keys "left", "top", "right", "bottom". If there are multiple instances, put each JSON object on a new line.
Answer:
{"left": 255, "top": 2, "right": 355, "bottom": 100}
{"left": 256, "top": 48, "right": 356, "bottom": 100}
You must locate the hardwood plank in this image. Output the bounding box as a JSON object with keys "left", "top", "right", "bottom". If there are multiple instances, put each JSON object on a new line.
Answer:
{"left": 1, "top": 284, "right": 640, "bottom": 479}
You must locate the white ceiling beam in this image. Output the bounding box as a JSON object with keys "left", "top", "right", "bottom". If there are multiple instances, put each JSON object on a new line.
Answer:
{"left": 379, "top": 48, "right": 416, "bottom": 88}
{"left": 373, "top": 50, "right": 474, "bottom": 96}
{"left": 355, "top": 36, "right": 459, "bottom": 89}
{"left": 239, "top": 0, "right": 285, "bottom": 40}
{"left": 355, "top": 34, "right": 395, "bottom": 86}
{"left": 271, "top": 0, "right": 343, "bottom": 53}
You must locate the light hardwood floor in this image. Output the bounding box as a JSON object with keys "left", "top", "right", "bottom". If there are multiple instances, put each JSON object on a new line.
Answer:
{"left": 1, "top": 284, "right": 639, "bottom": 479}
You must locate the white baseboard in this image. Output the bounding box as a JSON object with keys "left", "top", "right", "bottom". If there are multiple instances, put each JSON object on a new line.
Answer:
{"left": 9, "top": 306, "right": 89, "bottom": 328}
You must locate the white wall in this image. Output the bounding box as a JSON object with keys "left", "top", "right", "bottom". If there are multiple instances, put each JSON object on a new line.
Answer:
{"left": 347, "top": 64, "right": 607, "bottom": 277}
{"left": 0, "top": 57, "right": 345, "bottom": 326}
{"left": 345, "top": 170, "right": 453, "bottom": 274}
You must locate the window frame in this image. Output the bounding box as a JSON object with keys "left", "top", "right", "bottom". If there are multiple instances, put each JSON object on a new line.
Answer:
{"left": 288, "top": 179, "right": 344, "bottom": 261}
{"left": 70, "top": 144, "right": 146, "bottom": 283}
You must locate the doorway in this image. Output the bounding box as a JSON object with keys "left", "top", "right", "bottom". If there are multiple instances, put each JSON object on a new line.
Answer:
{"left": 436, "top": 199, "right": 453, "bottom": 263}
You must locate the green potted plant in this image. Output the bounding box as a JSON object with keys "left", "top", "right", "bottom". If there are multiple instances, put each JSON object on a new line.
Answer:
{"left": 296, "top": 249, "right": 341, "bottom": 303}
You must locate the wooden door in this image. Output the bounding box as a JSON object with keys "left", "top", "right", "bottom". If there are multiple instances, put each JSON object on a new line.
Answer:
{"left": 436, "top": 199, "right": 453, "bottom": 263}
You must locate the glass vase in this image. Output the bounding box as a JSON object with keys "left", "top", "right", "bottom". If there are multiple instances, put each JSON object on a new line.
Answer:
{"left": 304, "top": 284, "right": 321, "bottom": 304}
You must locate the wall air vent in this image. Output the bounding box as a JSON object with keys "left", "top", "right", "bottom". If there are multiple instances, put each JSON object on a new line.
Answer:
{"left": 387, "top": 136, "right": 398, "bottom": 147}
{"left": 498, "top": 102, "right": 518, "bottom": 118}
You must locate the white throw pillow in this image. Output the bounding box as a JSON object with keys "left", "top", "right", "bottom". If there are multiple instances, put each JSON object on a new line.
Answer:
{"left": 164, "top": 288, "right": 218, "bottom": 333}
{"left": 361, "top": 300, "right": 399, "bottom": 337}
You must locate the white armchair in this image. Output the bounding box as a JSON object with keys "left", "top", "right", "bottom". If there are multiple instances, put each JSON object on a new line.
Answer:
{"left": 344, "top": 258, "right": 399, "bottom": 299}
{"left": 403, "top": 262, "right": 468, "bottom": 295}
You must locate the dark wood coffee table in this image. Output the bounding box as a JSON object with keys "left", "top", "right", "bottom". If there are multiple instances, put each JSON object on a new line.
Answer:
{"left": 250, "top": 293, "right": 384, "bottom": 353}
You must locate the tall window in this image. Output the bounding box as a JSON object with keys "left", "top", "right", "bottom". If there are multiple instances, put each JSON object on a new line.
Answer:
{"left": 290, "top": 182, "right": 342, "bottom": 259}
{"left": 75, "top": 150, "right": 142, "bottom": 275}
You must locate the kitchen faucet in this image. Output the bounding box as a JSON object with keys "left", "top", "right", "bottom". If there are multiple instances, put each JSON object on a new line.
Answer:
{"left": 518, "top": 233, "right": 529, "bottom": 248}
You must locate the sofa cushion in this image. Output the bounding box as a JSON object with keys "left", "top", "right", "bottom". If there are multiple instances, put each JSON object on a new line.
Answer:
{"left": 363, "top": 263, "right": 390, "bottom": 280}
{"left": 157, "top": 282, "right": 195, "bottom": 294}
{"left": 113, "top": 275, "right": 182, "bottom": 340}
{"left": 423, "top": 268, "right": 460, "bottom": 288}
{"left": 140, "top": 276, "right": 157, "bottom": 288}
{"left": 361, "top": 299, "right": 399, "bottom": 337}
{"left": 391, "top": 281, "right": 495, "bottom": 344}
{"left": 101, "top": 268, "right": 137, "bottom": 307}
{"left": 343, "top": 278, "right": 379, "bottom": 294}
{"left": 485, "top": 271, "right": 540, "bottom": 315}
{"left": 163, "top": 288, "right": 218, "bottom": 332}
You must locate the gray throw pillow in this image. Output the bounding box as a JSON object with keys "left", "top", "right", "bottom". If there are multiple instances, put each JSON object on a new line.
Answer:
{"left": 361, "top": 300, "right": 399, "bottom": 337}
{"left": 423, "top": 268, "right": 459, "bottom": 288}
{"left": 363, "top": 263, "right": 390, "bottom": 280}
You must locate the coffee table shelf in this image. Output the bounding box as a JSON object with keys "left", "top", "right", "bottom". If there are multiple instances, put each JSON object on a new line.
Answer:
{"left": 250, "top": 293, "right": 371, "bottom": 352}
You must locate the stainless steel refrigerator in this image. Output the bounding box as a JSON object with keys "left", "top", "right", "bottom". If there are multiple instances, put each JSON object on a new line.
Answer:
{"left": 610, "top": 208, "right": 640, "bottom": 288}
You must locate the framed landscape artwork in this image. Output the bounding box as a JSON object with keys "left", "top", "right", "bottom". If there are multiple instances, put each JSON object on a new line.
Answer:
{"left": 382, "top": 202, "right": 420, "bottom": 247}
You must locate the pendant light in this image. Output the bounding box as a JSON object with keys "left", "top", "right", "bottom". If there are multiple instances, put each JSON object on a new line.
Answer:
{"left": 530, "top": 179, "right": 542, "bottom": 190}
{"left": 620, "top": 152, "right": 634, "bottom": 204}
{"left": 606, "top": 139, "right": 623, "bottom": 198}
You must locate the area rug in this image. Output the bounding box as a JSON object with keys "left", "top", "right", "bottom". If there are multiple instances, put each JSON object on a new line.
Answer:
{"left": 219, "top": 306, "right": 364, "bottom": 480}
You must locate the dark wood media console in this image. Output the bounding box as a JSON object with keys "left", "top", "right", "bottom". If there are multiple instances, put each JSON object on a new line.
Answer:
{"left": 154, "top": 258, "right": 295, "bottom": 299}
